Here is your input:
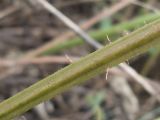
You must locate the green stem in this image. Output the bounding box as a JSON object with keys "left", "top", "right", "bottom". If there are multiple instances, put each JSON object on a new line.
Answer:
{"left": 42, "top": 13, "right": 160, "bottom": 55}
{"left": 0, "top": 18, "right": 160, "bottom": 120}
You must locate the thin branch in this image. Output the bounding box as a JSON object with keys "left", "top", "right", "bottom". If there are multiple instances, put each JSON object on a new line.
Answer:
{"left": 119, "top": 63, "right": 159, "bottom": 99}
{"left": 37, "top": 0, "right": 102, "bottom": 49}
{"left": 0, "top": 56, "right": 79, "bottom": 67}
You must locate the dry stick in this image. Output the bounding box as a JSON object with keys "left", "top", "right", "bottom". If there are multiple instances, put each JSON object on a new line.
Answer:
{"left": 0, "top": 6, "right": 19, "bottom": 20}
{"left": 35, "top": 0, "right": 159, "bottom": 100}
{"left": 22, "top": 0, "right": 131, "bottom": 59}
{"left": 37, "top": 0, "right": 102, "bottom": 49}
{"left": 119, "top": 63, "right": 159, "bottom": 99}
{"left": 0, "top": 56, "right": 79, "bottom": 80}
{"left": 0, "top": 56, "right": 79, "bottom": 67}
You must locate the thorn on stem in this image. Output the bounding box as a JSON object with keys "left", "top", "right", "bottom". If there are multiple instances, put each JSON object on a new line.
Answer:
{"left": 65, "top": 54, "right": 73, "bottom": 63}
{"left": 106, "top": 68, "right": 109, "bottom": 81}
{"left": 106, "top": 35, "right": 111, "bottom": 44}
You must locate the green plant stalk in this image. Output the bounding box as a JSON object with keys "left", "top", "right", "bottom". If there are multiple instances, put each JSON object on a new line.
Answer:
{"left": 42, "top": 13, "right": 160, "bottom": 55}
{"left": 0, "top": 19, "right": 160, "bottom": 120}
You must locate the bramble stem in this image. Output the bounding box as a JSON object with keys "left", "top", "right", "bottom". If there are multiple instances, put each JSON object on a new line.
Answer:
{"left": 0, "top": 18, "right": 160, "bottom": 120}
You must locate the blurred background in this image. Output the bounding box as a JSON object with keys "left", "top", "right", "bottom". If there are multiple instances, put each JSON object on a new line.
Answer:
{"left": 0, "top": 0, "right": 160, "bottom": 120}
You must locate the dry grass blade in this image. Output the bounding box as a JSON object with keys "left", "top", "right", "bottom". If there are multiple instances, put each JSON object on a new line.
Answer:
{"left": 0, "top": 56, "right": 79, "bottom": 67}
{"left": 37, "top": 0, "right": 102, "bottom": 49}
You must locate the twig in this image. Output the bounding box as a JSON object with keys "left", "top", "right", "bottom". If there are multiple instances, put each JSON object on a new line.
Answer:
{"left": 37, "top": 0, "right": 102, "bottom": 49}
{"left": 119, "top": 63, "right": 160, "bottom": 100}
